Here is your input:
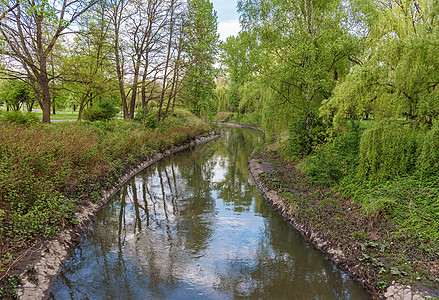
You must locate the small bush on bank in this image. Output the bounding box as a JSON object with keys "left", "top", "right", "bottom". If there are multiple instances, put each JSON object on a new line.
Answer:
{"left": 82, "top": 101, "right": 119, "bottom": 121}
{"left": 134, "top": 108, "right": 158, "bottom": 128}
{"left": 418, "top": 122, "right": 439, "bottom": 178}
{"left": 287, "top": 115, "right": 328, "bottom": 158}
{"left": 304, "top": 124, "right": 361, "bottom": 186}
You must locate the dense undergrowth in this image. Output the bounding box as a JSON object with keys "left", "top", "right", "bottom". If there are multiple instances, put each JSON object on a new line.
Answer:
{"left": 301, "top": 121, "right": 439, "bottom": 255}
{"left": 0, "top": 110, "right": 210, "bottom": 282}
{"left": 254, "top": 144, "right": 439, "bottom": 296}
{"left": 250, "top": 115, "right": 439, "bottom": 293}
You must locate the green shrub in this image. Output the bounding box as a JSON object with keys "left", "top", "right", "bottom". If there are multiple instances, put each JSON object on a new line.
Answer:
{"left": 305, "top": 125, "right": 361, "bottom": 186}
{"left": 357, "top": 123, "right": 421, "bottom": 182}
{"left": 418, "top": 122, "right": 439, "bottom": 178}
{"left": 134, "top": 108, "right": 158, "bottom": 128}
{"left": 0, "top": 111, "right": 38, "bottom": 125}
{"left": 287, "top": 115, "right": 328, "bottom": 158}
{"left": 83, "top": 101, "right": 119, "bottom": 121}
{"left": 305, "top": 149, "right": 343, "bottom": 186}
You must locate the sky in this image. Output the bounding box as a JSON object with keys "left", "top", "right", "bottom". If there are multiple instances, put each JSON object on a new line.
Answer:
{"left": 211, "top": 0, "right": 241, "bottom": 41}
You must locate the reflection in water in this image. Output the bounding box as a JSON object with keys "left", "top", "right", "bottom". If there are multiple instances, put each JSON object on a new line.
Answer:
{"left": 50, "top": 128, "right": 370, "bottom": 299}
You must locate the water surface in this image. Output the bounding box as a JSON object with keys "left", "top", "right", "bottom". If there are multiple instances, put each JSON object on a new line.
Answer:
{"left": 50, "top": 127, "right": 370, "bottom": 299}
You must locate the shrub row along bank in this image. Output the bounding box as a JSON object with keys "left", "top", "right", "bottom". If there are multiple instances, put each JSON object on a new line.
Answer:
{"left": 0, "top": 115, "right": 210, "bottom": 287}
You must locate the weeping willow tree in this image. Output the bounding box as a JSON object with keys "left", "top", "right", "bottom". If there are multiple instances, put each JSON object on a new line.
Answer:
{"left": 214, "top": 86, "right": 227, "bottom": 112}
{"left": 321, "top": 0, "right": 439, "bottom": 129}
{"left": 234, "top": 0, "right": 361, "bottom": 152}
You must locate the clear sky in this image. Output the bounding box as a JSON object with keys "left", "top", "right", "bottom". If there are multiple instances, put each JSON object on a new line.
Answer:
{"left": 211, "top": 0, "right": 241, "bottom": 41}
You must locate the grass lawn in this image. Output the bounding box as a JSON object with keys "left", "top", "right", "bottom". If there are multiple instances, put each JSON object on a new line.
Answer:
{"left": 30, "top": 110, "right": 79, "bottom": 121}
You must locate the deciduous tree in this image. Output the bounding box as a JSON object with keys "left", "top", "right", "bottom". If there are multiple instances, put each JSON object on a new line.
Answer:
{"left": 0, "top": 0, "right": 97, "bottom": 123}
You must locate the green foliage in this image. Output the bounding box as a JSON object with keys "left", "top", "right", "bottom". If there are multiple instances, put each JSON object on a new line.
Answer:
{"left": 418, "top": 122, "right": 439, "bottom": 178}
{"left": 82, "top": 101, "right": 119, "bottom": 121}
{"left": 229, "top": 112, "right": 261, "bottom": 127}
{"left": 214, "top": 86, "right": 227, "bottom": 112}
{"left": 214, "top": 112, "right": 234, "bottom": 123}
{"left": 321, "top": 1, "right": 439, "bottom": 127}
{"left": 0, "top": 117, "right": 210, "bottom": 256}
{"left": 304, "top": 150, "right": 344, "bottom": 186}
{"left": 134, "top": 108, "right": 158, "bottom": 129}
{"left": 286, "top": 115, "right": 328, "bottom": 158}
{"left": 342, "top": 176, "right": 439, "bottom": 250}
{"left": 237, "top": 0, "right": 360, "bottom": 136}
{"left": 357, "top": 123, "right": 421, "bottom": 182}
{"left": 226, "top": 83, "right": 240, "bottom": 112}
{"left": 0, "top": 111, "right": 39, "bottom": 125}
{"left": 181, "top": 0, "right": 219, "bottom": 118}
{"left": 304, "top": 122, "right": 361, "bottom": 186}
{"left": 0, "top": 80, "right": 35, "bottom": 111}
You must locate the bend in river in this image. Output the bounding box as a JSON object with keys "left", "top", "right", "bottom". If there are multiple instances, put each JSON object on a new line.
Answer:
{"left": 50, "top": 127, "right": 370, "bottom": 299}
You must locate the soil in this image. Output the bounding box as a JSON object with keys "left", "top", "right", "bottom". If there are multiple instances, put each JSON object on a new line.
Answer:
{"left": 6, "top": 132, "right": 222, "bottom": 300}
{"left": 248, "top": 146, "right": 439, "bottom": 300}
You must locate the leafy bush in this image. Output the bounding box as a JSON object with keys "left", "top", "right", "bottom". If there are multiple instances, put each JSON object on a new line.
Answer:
{"left": 134, "top": 108, "right": 158, "bottom": 128}
{"left": 82, "top": 101, "right": 119, "bottom": 121}
{"left": 0, "top": 111, "right": 38, "bottom": 125}
{"left": 304, "top": 150, "right": 343, "bottom": 186}
{"left": 287, "top": 115, "right": 328, "bottom": 158}
{"left": 305, "top": 125, "right": 361, "bottom": 186}
{"left": 357, "top": 123, "right": 421, "bottom": 182}
{"left": 418, "top": 122, "right": 439, "bottom": 178}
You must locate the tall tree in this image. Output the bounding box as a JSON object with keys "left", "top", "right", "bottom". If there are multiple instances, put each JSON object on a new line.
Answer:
{"left": 61, "top": 0, "right": 114, "bottom": 121}
{"left": 180, "top": 0, "right": 219, "bottom": 117}
{"left": 321, "top": 0, "right": 439, "bottom": 128}
{"left": 237, "top": 0, "right": 360, "bottom": 134}
{"left": 0, "top": 0, "right": 97, "bottom": 123}
{"left": 221, "top": 31, "right": 259, "bottom": 112}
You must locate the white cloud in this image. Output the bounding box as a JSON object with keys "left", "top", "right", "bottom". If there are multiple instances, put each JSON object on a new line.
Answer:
{"left": 218, "top": 20, "right": 241, "bottom": 41}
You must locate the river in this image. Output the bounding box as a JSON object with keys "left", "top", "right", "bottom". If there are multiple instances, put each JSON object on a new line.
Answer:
{"left": 50, "top": 127, "right": 370, "bottom": 299}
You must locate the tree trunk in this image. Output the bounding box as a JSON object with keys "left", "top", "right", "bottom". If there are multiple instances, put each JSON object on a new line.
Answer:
{"left": 157, "top": 0, "right": 175, "bottom": 122}
{"left": 129, "top": 59, "right": 141, "bottom": 119}
{"left": 40, "top": 77, "right": 51, "bottom": 123}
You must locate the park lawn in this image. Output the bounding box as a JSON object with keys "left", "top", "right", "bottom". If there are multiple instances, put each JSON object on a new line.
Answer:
{"left": 30, "top": 110, "right": 79, "bottom": 121}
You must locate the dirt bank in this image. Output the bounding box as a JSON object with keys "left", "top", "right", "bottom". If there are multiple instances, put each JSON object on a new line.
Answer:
{"left": 15, "top": 132, "right": 222, "bottom": 300}
{"left": 248, "top": 156, "right": 438, "bottom": 300}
